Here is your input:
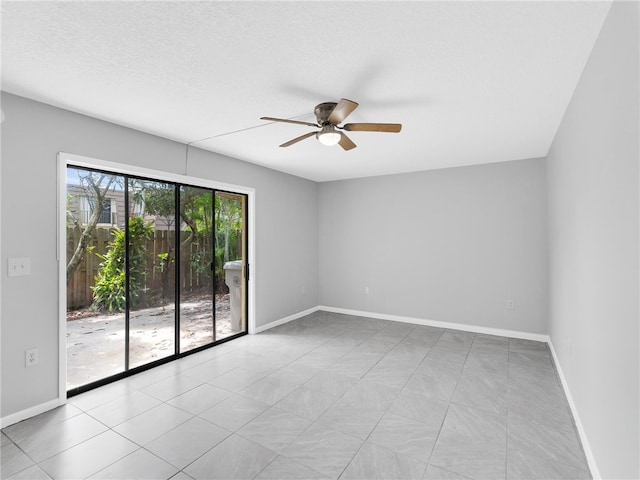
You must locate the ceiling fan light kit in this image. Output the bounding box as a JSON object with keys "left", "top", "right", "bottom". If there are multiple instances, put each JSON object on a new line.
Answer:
{"left": 261, "top": 98, "right": 402, "bottom": 151}
{"left": 316, "top": 125, "right": 342, "bottom": 146}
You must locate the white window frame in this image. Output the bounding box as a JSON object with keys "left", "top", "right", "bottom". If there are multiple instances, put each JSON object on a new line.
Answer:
{"left": 79, "top": 195, "right": 117, "bottom": 226}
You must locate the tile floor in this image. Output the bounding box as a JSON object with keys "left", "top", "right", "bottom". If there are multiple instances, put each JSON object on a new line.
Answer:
{"left": 1, "top": 311, "right": 591, "bottom": 479}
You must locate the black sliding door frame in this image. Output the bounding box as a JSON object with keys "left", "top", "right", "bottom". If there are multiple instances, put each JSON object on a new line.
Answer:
{"left": 64, "top": 164, "right": 249, "bottom": 397}
{"left": 124, "top": 177, "right": 131, "bottom": 370}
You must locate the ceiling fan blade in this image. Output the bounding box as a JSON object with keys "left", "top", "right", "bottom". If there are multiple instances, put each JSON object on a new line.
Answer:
{"left": 328, "top": 98, "right": 359, "bottom": 124}
{"left": 279, "top": 131, "right": 318, "bottom": 148}
{"left": 343, "top": 123, "right": 402, "bottom": 133}
{"left": 261, "top": 117, "right": 319, "bottom": 128}
{"left": 338, "top": 133, "right": 357, "bottom": 151}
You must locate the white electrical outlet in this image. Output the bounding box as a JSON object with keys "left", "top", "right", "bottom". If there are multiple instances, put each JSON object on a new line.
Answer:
{"left": 506, "top": 299, "right": 515, "bottom": 310}
{"left": 25, "top": 348, "right": 39, "bottom": 367}
{"left": 364, "top": 287, "right": 370, "bottom": 295}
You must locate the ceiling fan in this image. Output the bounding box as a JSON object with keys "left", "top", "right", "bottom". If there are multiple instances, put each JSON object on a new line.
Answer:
{"left": 261, "top": 98, "right": 402, "bottom": 151}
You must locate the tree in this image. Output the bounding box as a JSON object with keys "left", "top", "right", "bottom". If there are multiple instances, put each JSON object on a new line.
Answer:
{"left": 131, "top": 185, "right": 243, "bottom": 295}
{"left": 141, "top": 184, "right": 212, "bottom": 297}
{"left": 137, "top": 182, "right": 178, "bottom": 301}
{"left": 66, "top": 171, "right": 117, "bottom": 284}
{"left": 215, "top": 194, "right": 243, "bottom": 264}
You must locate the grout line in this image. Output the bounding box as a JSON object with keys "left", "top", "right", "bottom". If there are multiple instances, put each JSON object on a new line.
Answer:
{"left": 424, "top": 400, "right": 452, "bottom": 470}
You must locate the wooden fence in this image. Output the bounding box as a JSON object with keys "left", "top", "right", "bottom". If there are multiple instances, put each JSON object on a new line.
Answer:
{"left": 66, "top": 227, "right": 214, "bottom": 310}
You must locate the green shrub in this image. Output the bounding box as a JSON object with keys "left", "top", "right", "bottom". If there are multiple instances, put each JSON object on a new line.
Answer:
{"left": 92, "top": 216, "right": 154, "bottom": 312}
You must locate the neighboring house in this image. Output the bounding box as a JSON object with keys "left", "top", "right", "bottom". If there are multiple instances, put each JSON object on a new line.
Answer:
{"left": 66, "top": 184, "right": 173, "bottom": 231}
{"left": 66, "top": 184, "right": 126, "bottom": 229}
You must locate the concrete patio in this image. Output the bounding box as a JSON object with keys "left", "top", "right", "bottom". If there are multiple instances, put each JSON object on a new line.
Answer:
{"left": 66, "top": 295, "right": 241, "bottom": 390}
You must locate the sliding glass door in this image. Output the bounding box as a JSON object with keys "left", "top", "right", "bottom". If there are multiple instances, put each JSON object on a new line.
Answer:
{"left": 66, "top": 165, "right": 248, "bottom": 394}
{"left": 128, "top": 178, "right": 177, "bottom": 369}
{"left": 179, "top": 186, "right": 215, "bottom": 351}
{"left": 66, "top": 168, "right": 126, "bottom": 388}
{"left": 179, "top": 189, "right": 248, "bottom": 350}
{"left": 215, "top": 191, "right": 247, "bottom": 341}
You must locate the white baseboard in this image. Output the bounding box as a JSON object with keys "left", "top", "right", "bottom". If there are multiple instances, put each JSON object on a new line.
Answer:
{"left": 253, "top": 306, "right": 321, "bottom": 334}
{"left": 1, "top": 397, "right": 64, "bottom": 429}
{"left": 317, "top": 305, "right": 550, "bottom": 343}
{"left": 548, "top": 340, "right": 601, "bottom": 479}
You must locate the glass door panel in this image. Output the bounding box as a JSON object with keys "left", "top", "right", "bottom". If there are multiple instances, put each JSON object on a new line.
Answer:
{"left": 215, "top": 191, "right": 247, "bottom": 341}
{"left": 66, "top": 167, "right": 126, "bottom": 390}
{"left": 179, "top": 186, "right": 214, "bottom": 352}
{"left": 128, "top": 179, "right": 176, "bottom": 369}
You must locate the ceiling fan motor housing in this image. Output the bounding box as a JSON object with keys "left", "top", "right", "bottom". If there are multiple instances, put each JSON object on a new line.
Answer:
{"left": 314, "top": 102, "right": 338, "bottom": 125}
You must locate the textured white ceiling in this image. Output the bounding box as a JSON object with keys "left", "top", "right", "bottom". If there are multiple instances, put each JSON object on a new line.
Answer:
{"left": 2, "top": 1, "right": 611, "bottom": 182}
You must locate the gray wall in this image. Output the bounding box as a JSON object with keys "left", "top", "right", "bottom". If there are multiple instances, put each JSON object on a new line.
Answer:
{"left": 318, "top": 158, "right": 548, "bottom": 334}
{"left": 546, "top": 2, "right": 639, "bottom": 478}
{"left": 0, "top": 92, "right": 319, "bottom": 419}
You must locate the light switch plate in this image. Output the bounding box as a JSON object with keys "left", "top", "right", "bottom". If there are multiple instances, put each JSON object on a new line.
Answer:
{"left": 8, "top": 257, "right": 31, "bottom": 277}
